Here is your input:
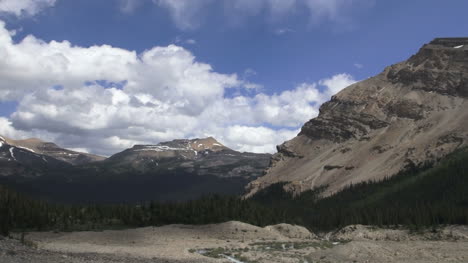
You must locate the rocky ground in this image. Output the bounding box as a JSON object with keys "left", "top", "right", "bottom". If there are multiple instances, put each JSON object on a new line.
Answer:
{"left": 1, "top": 222, "right": 468, "bottom": 263}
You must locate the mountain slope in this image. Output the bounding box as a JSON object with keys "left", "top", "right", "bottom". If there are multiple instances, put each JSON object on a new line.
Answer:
{"left": 2, "top": 135, "right": 105, "bottom": 165}
{"left": 246, "top": 38, "right": 468, "bottom": 197}
{"left": 250, "top": 148, "right": 468, "bottom": 230}
{"left": 100, "top": 137, "right": 271, "bottom": 179}
{"left": 0, "top": 135, "right": 70, "bottom": 176}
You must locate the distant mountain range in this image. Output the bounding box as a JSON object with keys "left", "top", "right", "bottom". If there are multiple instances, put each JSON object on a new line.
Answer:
{"left": 0, "top": 135, "right": 270, "bottom": 202}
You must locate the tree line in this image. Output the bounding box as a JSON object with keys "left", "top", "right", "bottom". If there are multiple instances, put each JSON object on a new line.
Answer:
{"left": 1, "top": 148, "right": 468, "bottom": 235}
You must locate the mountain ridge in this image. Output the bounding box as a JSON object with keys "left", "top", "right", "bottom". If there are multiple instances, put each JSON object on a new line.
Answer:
{"left": 0, "top": 135, "right": 271, "bottom": 202}
{"left": 100, "top": 137, "right": 271, "bottom": 178}
{"left": 246, "top": 38, "right": 468, "bottom": 197}
{"left": 7, "top": 136, "right": 105, "bottom": 165}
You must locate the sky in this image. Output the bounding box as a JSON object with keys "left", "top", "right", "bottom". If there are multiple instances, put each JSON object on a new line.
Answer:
{"left": 0, "top": 0, "right": 467, "bottom": 156}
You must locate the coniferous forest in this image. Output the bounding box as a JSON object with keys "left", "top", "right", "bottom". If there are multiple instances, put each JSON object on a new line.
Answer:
{"left": 1, "top": 149, "right": 468, "bottom": 236}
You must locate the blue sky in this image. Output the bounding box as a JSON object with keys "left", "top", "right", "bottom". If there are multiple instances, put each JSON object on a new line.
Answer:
{"left": 0, "top": 0, "right": 467, "bottom": 155}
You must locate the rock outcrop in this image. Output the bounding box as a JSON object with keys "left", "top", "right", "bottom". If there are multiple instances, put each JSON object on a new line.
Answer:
{"left": 246, "top": 38, "right": 468, "bottom": 197}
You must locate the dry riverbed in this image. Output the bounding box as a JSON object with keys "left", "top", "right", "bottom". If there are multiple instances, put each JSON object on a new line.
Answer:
{"left": 1, "top": 222, "right": 468, "bottom": 262}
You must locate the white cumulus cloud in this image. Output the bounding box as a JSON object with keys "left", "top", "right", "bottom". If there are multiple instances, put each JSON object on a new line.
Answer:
{"left": 319, "top": 73, "right": 356, "bottom": 96}
{"left": 223, "top": 126, "right": 300, "bottom": 153}
{"left": 0, "top": 20, "right": 356, "bottom": 155}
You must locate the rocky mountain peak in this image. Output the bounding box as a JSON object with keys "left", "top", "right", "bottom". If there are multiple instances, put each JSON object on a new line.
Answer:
{"left": 0, "top": 134, "right": 105, "bottom": 166}
{"left": 17, "top": 137, "right": 44, "bottom": 143}
{"left": 428, "top": 37, "right": 468, "bottom": 47}
{"left": 246, "top": 38, "right": 468, "bottom": 197}
{"left": 7, "top": 137, "right": 53, "bottom": 152}
{"left": 188, "top": 137, "right": 226, "bottom": 151}
{"left": 385, "top": 37, "right": 468, "bottom": 98}
{"left": 130, "top": 137, "right": 228, "bottom": 154}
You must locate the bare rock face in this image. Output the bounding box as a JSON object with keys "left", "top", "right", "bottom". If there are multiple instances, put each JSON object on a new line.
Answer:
{"left": 246, "top": 38, "right": 468, "bottom": 197}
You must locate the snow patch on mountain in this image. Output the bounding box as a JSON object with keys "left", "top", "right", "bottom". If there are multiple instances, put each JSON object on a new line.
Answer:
{"left": 16, "top": 145, "right": 36, "bottom": 153}
{"left": 9, "top": 147, "right": 16, "bottom": 161}
{"left": 134, "top": 145, "right": 190, "bottom": 152}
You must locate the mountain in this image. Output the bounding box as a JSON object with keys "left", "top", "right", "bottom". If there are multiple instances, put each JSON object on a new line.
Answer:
{"left": 0, "top": 136, "right": 271, "bottom": 202}
{"left": 246, "top": 38, "right": 468, "bottom": 197}
{"left": 1, "top": 135, "right": 105, "bottom": 165}
{"left": 100, "top": 137, "right": 270, "bottom": 178}
{"left": 0, "top": 134, "right": 105, "bottom": 177}
{"left": 0, "top": 135, "right": 73, "bottom": 176}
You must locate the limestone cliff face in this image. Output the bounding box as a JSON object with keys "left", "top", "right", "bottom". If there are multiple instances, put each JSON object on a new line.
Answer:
{"left": 246, "top": 38, "right": 468, "bottom": 197}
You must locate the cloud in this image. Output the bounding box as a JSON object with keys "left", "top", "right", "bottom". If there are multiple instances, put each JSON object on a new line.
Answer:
{"left": 0, "top": 117, "right": 56, "bottom": 142}
{"left": 0, "top": 20, "right": 139, "bottom": 101}
{"left": 243, "top": 83, "right": 263, "bottom": 91}
{"left": 119, "top": 0, "right": 142, "bottom": 14}
{"left": 0, "top": 20, "right": 356, "bottom": 155}
{"left": 243, "top": 68, "right": 257, "bottom": 77}
{"left": 223, "top": 126, "right": 300, "bottom": 153}
{"left": 0, "top": 0, "right": 57, "bottom": 17}
{"left": 266, "top": 0, "right": 297, "bottom": 17}
{"left": 354, "top": 63, "right": 363, "bottom": 69}
{"left": 185, "top": 39, "right": 196, "bottom": 45}
{"left": 155, "top": 0, "right": 373, "bottom": 30}
{"left": 156, "top": 0, "right": 213, "bottom": 30}
{"left": 275, "top": 27, "right": 295, "bottom": 35}
{"left": 304, "top": 0, "right": 341, "bottom": 23}
{"left": 0, "top": 117, "right": 25, "bottom": 138}
{"left": 174, "top": 36, "right": 197, "bottom": 45}
{"left": 319, "top": 73, "right": 356, "bottom": 96}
